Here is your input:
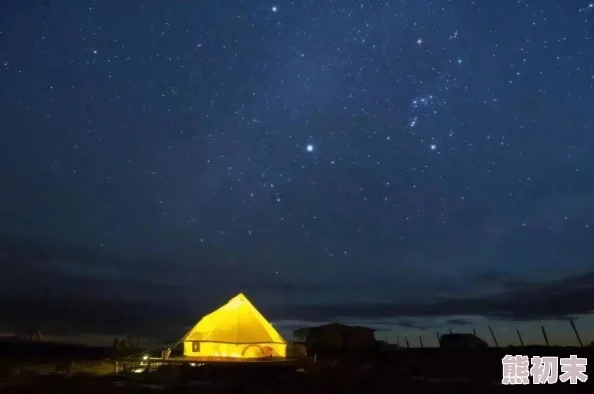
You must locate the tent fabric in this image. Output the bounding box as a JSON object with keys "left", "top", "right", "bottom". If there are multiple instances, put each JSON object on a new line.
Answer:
{"left": 182, "top": 293, "right": 287, "bottom": 358}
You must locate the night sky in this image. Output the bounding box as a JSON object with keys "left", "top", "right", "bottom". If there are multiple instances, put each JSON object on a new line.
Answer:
{"left": 1, "top": 1, "right": 593, "bottom": 347}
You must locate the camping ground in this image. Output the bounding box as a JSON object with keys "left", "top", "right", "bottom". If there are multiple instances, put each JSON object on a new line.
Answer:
{"left": 0, "top": 340, "right": 592, "bottom": 393}
{"left": 1, "top": 293, "right": 591, "bottom": 392}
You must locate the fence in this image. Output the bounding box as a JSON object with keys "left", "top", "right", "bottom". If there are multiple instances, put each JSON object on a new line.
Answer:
{"left": 390, "top": 319, "right": 591, "bottom": 348}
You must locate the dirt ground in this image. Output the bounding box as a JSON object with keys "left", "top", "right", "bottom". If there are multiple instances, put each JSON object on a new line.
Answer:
{"left": 0, "top": 345, "right": 591, "bottom": 393}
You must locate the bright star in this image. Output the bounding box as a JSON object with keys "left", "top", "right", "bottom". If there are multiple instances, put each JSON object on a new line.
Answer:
{"left": 271, "top": 6, "right": 278, "bottom": 12}
{"left": 306, "top": 144, "right": 314, "bottom": 152}
{"left": 430, "top": 144, "right": 437, "bottom": 150}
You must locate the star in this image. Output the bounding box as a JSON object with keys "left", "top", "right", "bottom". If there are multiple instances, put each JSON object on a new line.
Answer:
{"left": 271, "top": 6, "right": 278, "bottom": 13}
{"left": 306, "top": 144, "right": 314, "bottom": 152}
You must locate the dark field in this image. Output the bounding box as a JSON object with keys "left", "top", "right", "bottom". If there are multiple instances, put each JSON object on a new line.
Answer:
{"left": 0, "top": 341, "right": 591, "bottom": 393}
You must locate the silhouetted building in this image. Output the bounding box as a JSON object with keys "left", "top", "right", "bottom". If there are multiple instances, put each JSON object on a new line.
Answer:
{"left": 294, "top": 323, "right": 376, "bottom": 351}
{"left": 439, "top": 333, "right": 488, "bottom": 348}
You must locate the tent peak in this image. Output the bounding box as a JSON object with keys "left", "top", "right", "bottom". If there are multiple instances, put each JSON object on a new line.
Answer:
{"left": 225, "top": 293, "right": 251, "bottom": 309}
{"left": 232, "top": 292, "right": 248, "bottom": 300}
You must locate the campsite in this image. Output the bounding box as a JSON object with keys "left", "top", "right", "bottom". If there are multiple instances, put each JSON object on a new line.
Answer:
{"left": 0, "top": 293, "right": 591, "bottom": 393}
{"left": 3, "top": 0, "right": 594, "bottom": 391}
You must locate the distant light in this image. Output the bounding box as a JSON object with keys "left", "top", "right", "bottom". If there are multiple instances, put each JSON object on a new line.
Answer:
{"left": 142, "top": 355, "right": 148, "bottom": 360}
{"left": 271, "top": 6, "right": 278, "bottom": 12}
{"left": 306, "top": 144, "right": 314, "bottom": 152}
{"left": 417, "top": 38, "right": 423, "bottom": 45}
{"left": 430, "top": 144, "right": 437, "bottom": 150}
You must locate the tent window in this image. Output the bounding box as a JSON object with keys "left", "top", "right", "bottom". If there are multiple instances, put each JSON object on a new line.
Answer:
{"left": 192, "top": 341, "right": 201, "bottom": 352}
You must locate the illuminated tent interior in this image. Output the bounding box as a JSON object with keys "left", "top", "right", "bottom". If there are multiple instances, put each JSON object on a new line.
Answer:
{"left": 182, "top": 293, "right": 287, "bottom": 359}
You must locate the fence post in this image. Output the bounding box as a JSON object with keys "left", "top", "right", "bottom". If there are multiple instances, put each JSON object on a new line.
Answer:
{"left": 569, "top": 319, "right": 584, "bottom": 347}
{"left": 541, "top": 326, "right": 550, "bottom": 346}
{"left": 516, "top": 328, "right": 525, "bottom": 347}
{"left": 488, "top": 326, "right": 499, "bottom": 348}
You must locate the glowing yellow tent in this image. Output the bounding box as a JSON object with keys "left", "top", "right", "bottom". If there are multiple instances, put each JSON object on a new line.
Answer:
{"left": 182, "top": 293, "right": 287, "bottom": 359}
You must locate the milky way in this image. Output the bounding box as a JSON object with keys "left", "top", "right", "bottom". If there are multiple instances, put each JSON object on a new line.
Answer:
{"left": 0, "top": 1, "right": 593, "bottom": 343}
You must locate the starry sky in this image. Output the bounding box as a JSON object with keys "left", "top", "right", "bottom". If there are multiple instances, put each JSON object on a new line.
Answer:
{"left": 1, "top": 1, "right": 593, "bottom": 347}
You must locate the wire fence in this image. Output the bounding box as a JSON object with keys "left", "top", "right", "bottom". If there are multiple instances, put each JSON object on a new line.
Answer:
{"left": 388, "top": 319, "right": 592, "bottom": 348}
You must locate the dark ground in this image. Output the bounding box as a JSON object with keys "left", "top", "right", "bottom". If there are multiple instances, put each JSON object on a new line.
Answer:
{"left": 0, "top": 341, "right": 591, "bottom": 393}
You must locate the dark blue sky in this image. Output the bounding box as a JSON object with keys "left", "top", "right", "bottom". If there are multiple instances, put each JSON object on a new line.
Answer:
{"left": 1, "top": 1, "right": 593, "bottom": 346}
